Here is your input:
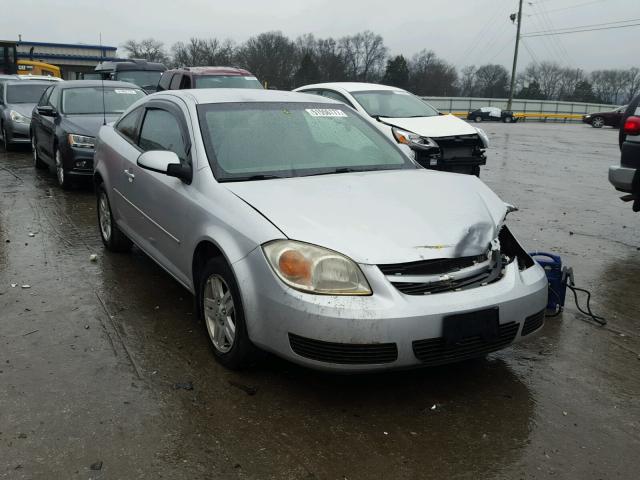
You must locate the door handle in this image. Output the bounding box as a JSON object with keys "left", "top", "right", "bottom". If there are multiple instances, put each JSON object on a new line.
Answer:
{"left": 123, "top": 169, "right": 135, "bottom": 182}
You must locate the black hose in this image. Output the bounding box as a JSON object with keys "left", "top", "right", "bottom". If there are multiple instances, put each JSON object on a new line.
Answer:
{"left": 567, "top": 285, "right": 607, "bottom": 326}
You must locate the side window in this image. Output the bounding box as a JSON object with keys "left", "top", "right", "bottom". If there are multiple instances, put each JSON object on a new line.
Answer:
{"left": 169, "top": 74, "right": 182, "bottom": 90}
{"left": 115, "top": 107, "right": 143, "bottom": 144}
{"left": 38, "top": 86, "right": 53, "bottom": 106}
{"left": 299, "top": 89, "right": 322, "bottom": 98}
{"left": 322, "top": 90, "right": 355, "bottom": 108}
{"left": 48, "top": 87, "right": 60, "bottom": 109}
{"left": 158, "top": 72, "right": 173, "bottom": 91}
{"left": 0, "top": 83, "right": 4, "bottom": 103}
{"left": 138, "top": 108, "right": 188, "bottom": 162}
{"left": 180, "top": 74, "right": 191, "bottom": 89}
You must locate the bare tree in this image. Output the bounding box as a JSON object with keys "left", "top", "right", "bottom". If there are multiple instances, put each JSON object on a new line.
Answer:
{"left": 121, "top": 38, "right": 168, "bottom": 63}
{"left": 172, "top": 38, "right": 235, "bottom": 67}
{"left": 408, "top": 50, "right": 457, "bottom": 96}
{"left": 339, "top": 31, "right": 387, "bottom": 82}
{"left": 622, "top": 67, "right": 640, "bottom": 103}
{"left": 458, "top": 65, "right": 477, "bottom": 97}
{"left": 473, "top": 64, "right": 509, "bottom": 98}
{"left": 237, "top": 31, "right": 298, "bottom": 89}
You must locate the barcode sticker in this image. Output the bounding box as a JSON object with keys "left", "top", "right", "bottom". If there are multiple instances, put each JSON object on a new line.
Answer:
{"left": 305, "top": 108, "right": 348, "bottom": 117}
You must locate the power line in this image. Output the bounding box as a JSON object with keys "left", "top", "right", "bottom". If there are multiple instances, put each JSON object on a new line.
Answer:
{"left": 525, "top": 17, "right": 640, "bottom": 35}
{"left": 526, "top": 0, "right": 606, "bottom": 16}
{"left": 523, "top": 22, "right": 640, "bottom": 37}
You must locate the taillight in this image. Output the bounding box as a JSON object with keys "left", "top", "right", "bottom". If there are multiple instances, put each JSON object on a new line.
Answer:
{"left": 623, "top": 116, "right": 640, "bottom": 136}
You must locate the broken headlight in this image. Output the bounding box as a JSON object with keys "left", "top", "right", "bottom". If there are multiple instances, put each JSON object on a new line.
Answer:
{"left": 391, "top": 127, "right": 438, "bottom": 150}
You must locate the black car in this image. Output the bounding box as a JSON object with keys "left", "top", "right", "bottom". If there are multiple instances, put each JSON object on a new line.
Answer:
{"left": 468, "top": 107, "right": 517, "bottom": 123}
{"left": 30, "top": 80, "right": 146, "bottom": 189}
{"left": 94, "top": 59, "right": 166, "bottom": 93}
{"left": 582, "top": 105, "right": 626, "bottom": 128}
{"left": 609, "top": 95, "right": 640, "bottom": 211}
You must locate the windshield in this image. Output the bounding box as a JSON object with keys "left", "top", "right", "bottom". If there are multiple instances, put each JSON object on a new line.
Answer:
{"left": 198, "top": 102, "right": 415, "bottom": 182}
{"left": 6, "top": 83, "right": 50, "bottom": 103}
{"left": 61, "top": 87, "right": 145, "bottom": 114}
{"left": 351, "top": 90, "right": 439, "bottom": 118}
{"left": 194, "top": 75, "right": 263, "bottom": 89}
{"left": 115, "top": 70, "right": 162, "bottom": 90}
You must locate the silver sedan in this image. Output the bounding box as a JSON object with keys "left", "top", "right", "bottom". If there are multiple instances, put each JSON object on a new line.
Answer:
{"left": 93, "top": 89, "right": 547, "bottom": 372}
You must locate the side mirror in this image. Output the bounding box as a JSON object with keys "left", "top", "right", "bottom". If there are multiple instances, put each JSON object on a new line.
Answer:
{"left": 37, "top": 105, "right": 57, "bottom": 117}
{"left": 137, "top": 150, "right": 192, "bottom": 182}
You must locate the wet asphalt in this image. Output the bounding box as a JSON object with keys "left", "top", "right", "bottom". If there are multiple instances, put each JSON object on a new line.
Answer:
{"left": 0, "top": 122, "right": 638, "bottom": 479}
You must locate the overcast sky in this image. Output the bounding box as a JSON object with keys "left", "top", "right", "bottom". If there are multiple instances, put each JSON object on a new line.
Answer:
{"left": 3, "top": 0, "right": 639, "bottom": 71}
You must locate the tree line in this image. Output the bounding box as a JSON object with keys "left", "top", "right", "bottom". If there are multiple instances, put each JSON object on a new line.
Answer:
{"left": 123, "top": 32, "right": 640, "bottom": 105}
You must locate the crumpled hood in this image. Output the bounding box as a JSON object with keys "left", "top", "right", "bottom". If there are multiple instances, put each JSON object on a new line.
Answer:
{"left": 62, "top": 114, "right": 120, "bottom": 137}
{"left": 225, "top": 169, "right": 507, "bottom": 264}
{"left": 380, "top": 114, "right": 478, "bottom": 138}
{"left": 7, "top": 103, "right": 36, "bottom": 119}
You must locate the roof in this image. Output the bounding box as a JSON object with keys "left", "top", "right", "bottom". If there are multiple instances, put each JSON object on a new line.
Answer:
{"left": 171, "top": 66, "right": 254, "bottom": 76}
{"left": 95, "top": 60, "right": 166, "bottom": 72}
{"left": 296, "top": 82, "right": 405, "bottom": 93}
{"left": 53, "top": 80, "right": 142, "bottom": 89}
{"left": 3, "top": 79, "right": 57, "bottom": 86}
{"left": 157, "top": 88, "right": 340, "bottom": 105}
{"left": 17, "top": 40, "right": 117, "bottom": 51}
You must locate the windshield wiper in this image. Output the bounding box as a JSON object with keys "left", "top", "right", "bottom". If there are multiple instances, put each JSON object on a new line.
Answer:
{"left": 219, "top": 174, "right": 284, "bottom": 183}
{"left": 305, "top": 167, "right": 363, "bottom": 177}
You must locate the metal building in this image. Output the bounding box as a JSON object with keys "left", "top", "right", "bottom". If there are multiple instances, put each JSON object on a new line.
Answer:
{"left": 15, "top": 41, "right": 122, "bottom": 79}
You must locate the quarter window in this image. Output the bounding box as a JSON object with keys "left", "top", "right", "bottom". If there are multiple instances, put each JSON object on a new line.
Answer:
{"left": 169, "top": 74, "right": 182, "bottom": 90}
{"left": 138, "top": 108, "right": 188, "bottom": 162}
{"left": 48, "top": 87, "right": 60, "bottom": 109}
{"left": 38, "top": 86, "right": 53, "bottom": 106}
{"left": 116, "top": 107, "right": 143, "bottom": 143}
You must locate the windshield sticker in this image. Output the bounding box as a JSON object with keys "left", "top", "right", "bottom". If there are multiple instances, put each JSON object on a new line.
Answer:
{"left": 114, "top": 89, "right": 138, "bottom": 94}
{"left": 305, "top": 108, "right": 347, "bottom": 117}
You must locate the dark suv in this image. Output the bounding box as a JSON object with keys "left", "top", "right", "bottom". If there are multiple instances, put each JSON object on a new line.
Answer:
{"left": 157, "top": 66, "right": 263, "bottom": 91}
{"left": 609, "top": 95, "right": 640, "bottom": 211}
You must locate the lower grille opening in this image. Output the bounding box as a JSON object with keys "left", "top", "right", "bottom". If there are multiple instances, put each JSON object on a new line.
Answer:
{"left": 522, "top": 309, "right": 545, "bottom": 336}
{"left": 289, "top": 333, "right": 398, "bottom": 365}
{"left": 412, "top": 322, "right": 518, "bottom": 366}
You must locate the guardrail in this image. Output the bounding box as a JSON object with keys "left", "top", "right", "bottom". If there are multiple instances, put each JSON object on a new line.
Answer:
{"left": 422, "top": 96, "right": 618, "bottom": 123}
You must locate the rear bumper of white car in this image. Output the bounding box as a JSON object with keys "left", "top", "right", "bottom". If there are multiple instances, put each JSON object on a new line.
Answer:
{"left": 234, "top": 248, "right": 548, "bottom": 372}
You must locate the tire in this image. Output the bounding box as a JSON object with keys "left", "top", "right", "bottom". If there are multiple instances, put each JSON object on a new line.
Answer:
{"left": 54, "top": 146, "right": 72, "bottom": 190}
{"left": 474, "top": 116, "right": 482, "bottom": 123}
{"left": 197, "top": 256, "right": 257, "bottom": 369}
{"left": 592, "top": 116, "right": 604, "bottom": 128}
{"left": 97, "top": 183, "right": 132, "bottom": 252}
{"left": 503, "top": 116, "right": 513, "bottom": 123}
{"left": 1, "top": 124, "right": 10, "bottom": 151}
{"left": 31, "top": 134, "right": 46, "bottom": 169}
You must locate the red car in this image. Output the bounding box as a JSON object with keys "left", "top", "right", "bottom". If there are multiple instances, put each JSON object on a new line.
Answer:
{"left": 157, "top": 66, "right": 263, "bottom": 91}
{"left": 582, "top": 105, "right": 626, "bottom": 128}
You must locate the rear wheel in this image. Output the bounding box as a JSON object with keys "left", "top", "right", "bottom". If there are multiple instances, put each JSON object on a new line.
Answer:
{"left": 97, "top": 183, "right": 132, "bottom": 252}
{"left": 32, "top": 134, "right": 46, "bottom": 169}
{"left": 198, "top": 257, "right": 257, "bottom": 369}
{"left": 592, "top": 116, "right": 604, "bottom": 128}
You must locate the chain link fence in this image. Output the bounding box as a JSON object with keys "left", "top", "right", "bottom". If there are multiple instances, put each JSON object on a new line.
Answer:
{"left": 422, "top": 96, "right": 619, "bottom": 123}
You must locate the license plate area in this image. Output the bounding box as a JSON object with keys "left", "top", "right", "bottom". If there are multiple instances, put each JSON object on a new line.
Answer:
{"left": 443, "top": 307, "right": 499, "bottom": 345}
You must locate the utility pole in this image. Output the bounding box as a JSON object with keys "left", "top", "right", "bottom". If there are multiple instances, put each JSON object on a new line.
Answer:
{"left": 507, "top": 0, "right": 524, "bottom": 111}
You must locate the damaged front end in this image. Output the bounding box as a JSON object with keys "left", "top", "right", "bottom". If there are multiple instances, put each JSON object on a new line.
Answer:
{"left": 378, "top": 225, "right": 535, "bottom": 296}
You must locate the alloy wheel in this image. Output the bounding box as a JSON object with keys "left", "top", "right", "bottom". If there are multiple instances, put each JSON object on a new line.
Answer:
{"left": 1, "top": 127, "right": 7, "bottom": 151}
{"left": 203, "top": 274, "right": 236, "bottom": 353}
{"left": 98, "top": 191, "right": 112, "bottom": 242}
{"left": 592, "top": 117, "right": 604, "bottom": 128}
{"left": 55, "top": 150, "right": 65, "bottom": 185}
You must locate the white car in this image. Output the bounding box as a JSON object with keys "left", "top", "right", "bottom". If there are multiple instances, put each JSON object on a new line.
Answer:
{"left": 294, "top": 82, "right": 489, "bottom": 176}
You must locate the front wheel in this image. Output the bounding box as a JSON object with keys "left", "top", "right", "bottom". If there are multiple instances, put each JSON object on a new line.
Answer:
{"left": 54, "top": 148, "right": 72, "bottom": 190}
{"left": 198, "top": 257, "right": 257, "bottom": 369}
{"left": 1, "top": 125, "right": 10, "bottom": 151}
{"left": 503, "top": 116, "right": 513, "bottom": 123}
{"left": 32, "top": 134, "right": 46, "bottom": 169}
{"left": 474, "top": 116, "right": 482, "bottom": 123}
{"left": 97, "top": 183, "right": 132, "bottom": 252}
{"left": 591, "top": 116, "right": 604, "bottom": 128}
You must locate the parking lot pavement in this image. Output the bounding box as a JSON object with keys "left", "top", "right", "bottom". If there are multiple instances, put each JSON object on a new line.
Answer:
{"left": 1, "top": 122, "right": 639, "bottom": 479}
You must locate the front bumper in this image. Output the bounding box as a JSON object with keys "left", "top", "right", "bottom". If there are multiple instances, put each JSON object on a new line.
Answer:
{"left": 609, "top": 165, "right": 636, "bottom": 193}
{"left": 60, "top": 143, "right": 95, "bottom": 177}
{"left": 234, "top": 248, "right": 548, "bottom": 372}
{"left": 6, "top": 120, "right": 31, "bottom": 144}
